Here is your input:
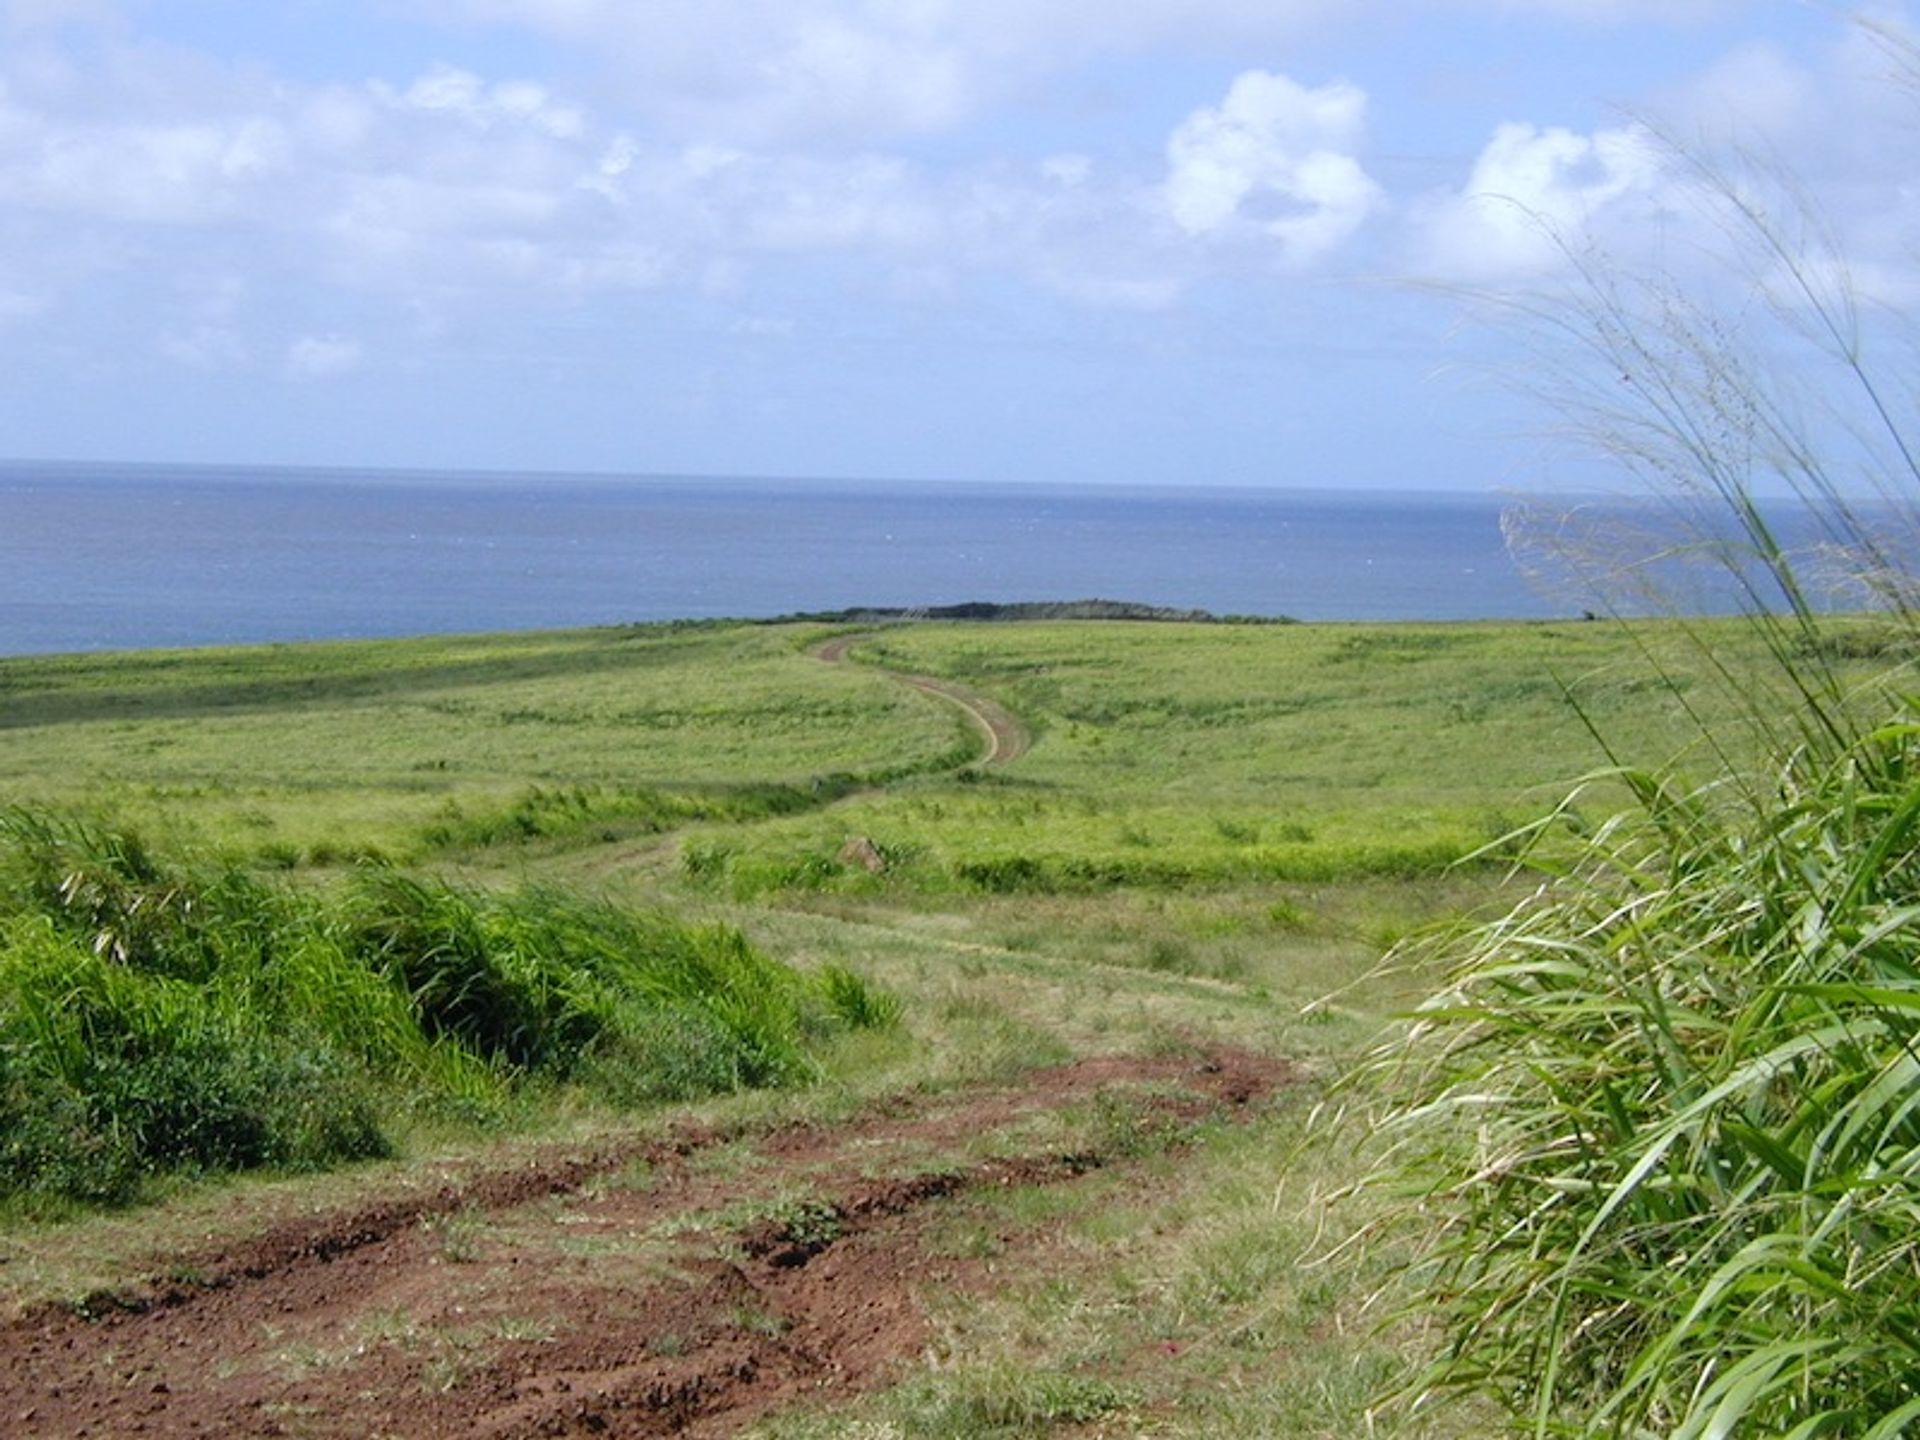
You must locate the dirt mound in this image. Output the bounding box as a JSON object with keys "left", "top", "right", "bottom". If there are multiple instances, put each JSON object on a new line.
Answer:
{"left": 0, "top": 1048, "right": 1290, "bottom": 1438}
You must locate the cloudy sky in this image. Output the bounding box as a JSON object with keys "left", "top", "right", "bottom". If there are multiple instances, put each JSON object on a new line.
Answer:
{"left": 0, "top": 0, "right": 1910, "bottom": 488}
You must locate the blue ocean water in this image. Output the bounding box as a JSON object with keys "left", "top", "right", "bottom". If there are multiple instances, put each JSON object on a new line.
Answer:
{"left": 0, "top": 460, "right": 1826, "bottom": 656}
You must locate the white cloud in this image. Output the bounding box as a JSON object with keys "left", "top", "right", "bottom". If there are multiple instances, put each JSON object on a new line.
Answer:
{"left": 1411, "top": 12, "right": 1920, "bottom": 293}
{"left": 0, "top": 0, "right": 1893, "bottom": 365}
{"left": 1163, "top": 71, "right": 1383, "bottom": 266}
{"left": 413, "top": 0, "right": 1770, "bottom": 145}
{"left": 383, "top": 63, "right": 584, "bottom": 138}
{"left": 752, "top": 17, "right": 971, "bottom": 137}
{"left": 733, "top": 154, "right": 941, "bottom": 251}
{"left": 413, "top": 0, "right": 1343, "bottom": 142}
{"left": 285, "top": 334, "right": 363, "bottom": 379}
{"left": 295, "top": 88, "right": 379, "bottom": 153}
{"left": 1669, "top": 41, "right": 1809, "bottom": 140}
{"left": 0, "top": 109, "right": 292, "bottom": 223}
{"left": 1420, "top": 120, "right": 1665, "bottom": 279}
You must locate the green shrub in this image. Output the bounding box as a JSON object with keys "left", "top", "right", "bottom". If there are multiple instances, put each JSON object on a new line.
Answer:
{"left": 0, "top": 809, "right": 880, "bottom": 1209}
{"left": 339, "top": 871, "right": 599, "bottom": 1072}
{"left": 0, "top": 921, "right": 389, "bottom": 1205}
{"left": 340, "top": 874, "right": 825, "bottom": 1090}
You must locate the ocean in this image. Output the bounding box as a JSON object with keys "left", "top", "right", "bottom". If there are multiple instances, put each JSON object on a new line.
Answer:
{"left": 0, "top": 460, "right": 1813, "bottom": 656}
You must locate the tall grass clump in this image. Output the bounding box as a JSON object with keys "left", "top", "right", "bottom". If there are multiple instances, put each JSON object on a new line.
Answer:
{"left": 0, "top": 810, "right": 396, "bottom": 1207}
{"left": 1343, "top": 24, "right": 1920, "bottom": 1436}
{"left": 0, "top": 809, "right": 899, "bottom": 1209}
{"left": 337, "top": 872, "right": 858, "bottom": 1098}
{"left": 1348, "top": 721, "right": 1920, "bottom": 1434}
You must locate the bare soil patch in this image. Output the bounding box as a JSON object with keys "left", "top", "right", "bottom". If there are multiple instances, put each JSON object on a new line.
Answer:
{"left": 1, "top": 1048, "right": 1289, "bottom": 1438}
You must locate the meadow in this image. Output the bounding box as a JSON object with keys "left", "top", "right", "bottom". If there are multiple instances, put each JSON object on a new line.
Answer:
{"left": 0, "top": 613, "right": 1885, "bottom": 1436}
{"left": 0, "top": 624, "right": 969, "bottom": 862}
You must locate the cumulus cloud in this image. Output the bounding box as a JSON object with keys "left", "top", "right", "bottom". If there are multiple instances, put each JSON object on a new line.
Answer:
{"left": 285, "top": 334, "right": 363, "bottom": 379}
{"left": 0, "top": 0, "right": 1902, "bottom": 375}
{"left": 412, "top": 0, "right": 1772, "bottom": 145}
{"left": 1419, "top": 120, "right": 1666, "bottom": 279}
{"left": 1163, "top": 71, "right": 1383, "bottom": 266}
{"left": 0, "top": 29, "right": 1198, "bottom": 323}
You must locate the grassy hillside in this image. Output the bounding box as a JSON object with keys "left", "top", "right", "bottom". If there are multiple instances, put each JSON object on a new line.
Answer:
{"left": 0, "top": 614, "right": 1863, "bottom": 1436}
{"left": 0, "top": 625, "right": 969, "bottom": 861}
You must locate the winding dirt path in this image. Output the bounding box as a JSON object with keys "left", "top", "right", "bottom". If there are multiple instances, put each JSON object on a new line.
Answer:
{"left": 813, "top": 634, "right": 1029, "bottom": 766}
{"left": 0, "top": 1048, "right": 1288, "bottom": 1438}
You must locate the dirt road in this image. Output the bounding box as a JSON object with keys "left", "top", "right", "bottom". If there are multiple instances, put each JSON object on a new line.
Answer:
{"left": 1, "top": 1049, "right": 1286, "bottom": 1438}
{"left": 813, "top": 635, "right": 1029, "bottom": 766}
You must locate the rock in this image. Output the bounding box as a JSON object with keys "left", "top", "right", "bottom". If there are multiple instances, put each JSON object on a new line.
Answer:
{"left": 836, "top": 836, "right": 887, "bottom": 874}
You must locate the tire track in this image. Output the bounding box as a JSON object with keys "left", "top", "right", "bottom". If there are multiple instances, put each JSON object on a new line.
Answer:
{"left": 813, "top": 634, "right": 1029, "bottom": 767}
{"left": 0, "top": 1049, "right": 1291, "bottom": 1439}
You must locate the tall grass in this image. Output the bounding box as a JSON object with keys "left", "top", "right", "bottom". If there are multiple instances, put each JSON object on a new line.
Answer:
{"left": 1346, "top": 716, "right": 1920, "bottom": 1434}
{"left": 1339, "top": 39, "right": 1920, "bottom": 1433}
{"left": 0, "top": 809, "right": 899, "bottom": 1210}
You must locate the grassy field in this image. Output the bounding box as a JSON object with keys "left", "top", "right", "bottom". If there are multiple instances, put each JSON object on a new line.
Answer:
{"left": 0, "top": 625, "right": 970, "bottom": 862}
{"left": 666, "top": 619, "right": 1757, "bottom": 901}
{"left": 0, "top": 614, "right": 1855, "bottom": 1436}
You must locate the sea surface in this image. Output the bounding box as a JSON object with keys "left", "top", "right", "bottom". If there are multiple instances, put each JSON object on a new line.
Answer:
{"left": 0, "top": 460, "right": 1844, "bottom": 656}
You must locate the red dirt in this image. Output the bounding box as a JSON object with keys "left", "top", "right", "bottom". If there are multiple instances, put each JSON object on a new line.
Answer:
{"left": 0, "top": 1048, "right": 1291, "bottom": 1439}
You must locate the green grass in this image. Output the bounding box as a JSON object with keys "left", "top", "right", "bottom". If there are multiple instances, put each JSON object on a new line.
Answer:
{"left": 1345, "top": 710, "right": 1920, "bottom": 1436}
{"left": 662, "top": 618, "right": 1861, "bottom": 904}
{"left": 3, "top": 611, "right": 1876, "bottom": 1432}
{"left": 746, "top": 1098, "right": 1484, "bottom": 1440}
{"left": 0, "top": 624, "right": 967, "bottom": 861}
{"left": 0, "top": 807, "right": 899, "bottom": 1210}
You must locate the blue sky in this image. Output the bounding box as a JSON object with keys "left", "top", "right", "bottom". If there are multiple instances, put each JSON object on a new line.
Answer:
{"left": 0, "top": 1, "right": 1909, "bottom": 488}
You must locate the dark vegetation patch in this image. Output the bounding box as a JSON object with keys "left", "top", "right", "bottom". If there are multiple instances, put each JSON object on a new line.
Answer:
{"left": 0, "top": 808, "right": 900, "bottom": 1210}
{"left": 1327, "top": 630, "right": 1469, "bottom": 664}
{"left": 0, "top": 630, "right": 729, "bottom": 732}
{"left": 770, "top": 598, "right": 1295, "bottom": 624}
{"left": 412, "top": 735, "right": 979, "bottom": 856}
{"left": 686, "top": 832, "right": 1508, "bottom": 903}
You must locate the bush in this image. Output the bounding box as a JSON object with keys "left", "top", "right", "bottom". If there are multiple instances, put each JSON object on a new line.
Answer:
{"left": 0, "top": 809, "right": 898, "bottom": 1209}
{"left": 816, "top": 962, "right": 903, "bottom": 1031}
{"left": 0, "top": 920, "right": 389, "bottom": 1205}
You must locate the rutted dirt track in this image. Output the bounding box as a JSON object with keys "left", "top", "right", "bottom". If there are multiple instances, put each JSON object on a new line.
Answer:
{"left": 813, "top": 636, "right": 1029, "bottom": 766}
{"left": 1, "top": 1048, "right": 1288, "bottom": 1439}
